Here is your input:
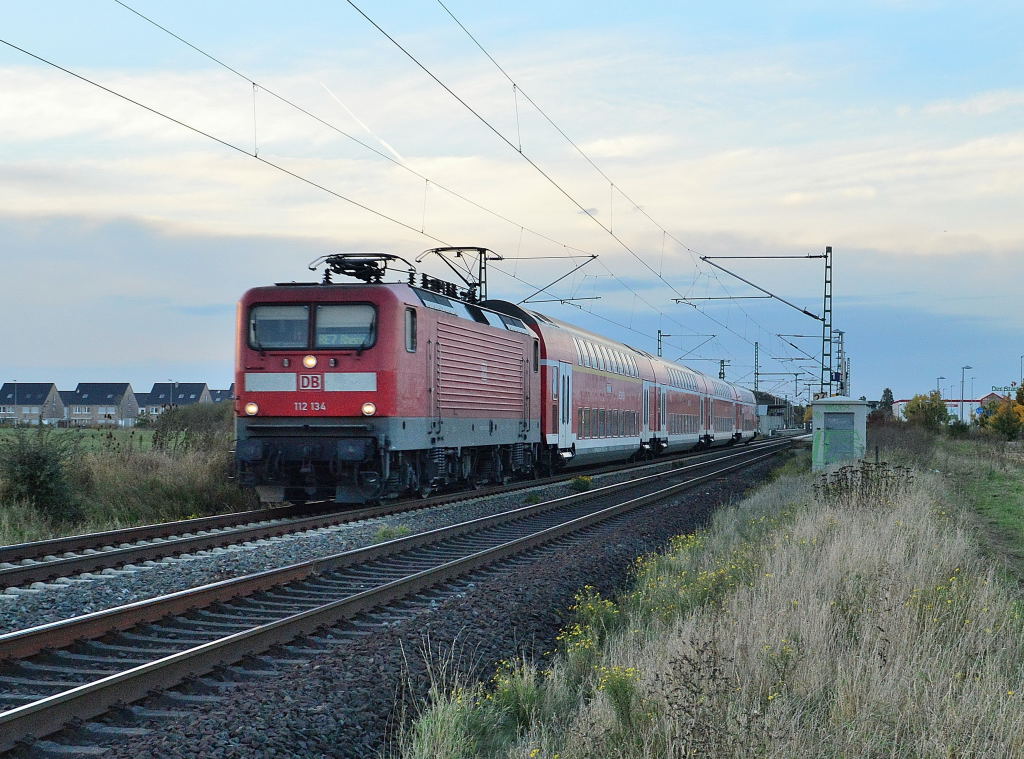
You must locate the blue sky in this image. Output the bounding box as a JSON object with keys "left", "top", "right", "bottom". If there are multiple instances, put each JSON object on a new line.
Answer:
{"left": 2, "top": 1, "right": 1022, "bottom": 401}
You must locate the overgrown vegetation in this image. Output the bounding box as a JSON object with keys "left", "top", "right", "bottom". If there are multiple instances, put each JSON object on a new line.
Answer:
{"left": 395, "top": 437, "right": 1024, "bottom": 758}
{"left": 0, "top": 403, "right": 254, "bottom": 545}
{"left": 569, "top": 476, "right": 593, "bottom": 493}
{"left": 374, "top": 524, "right": 413, "bottom": 543}
{"left": 0, "top": 427, "right": 82, "bottom": 521}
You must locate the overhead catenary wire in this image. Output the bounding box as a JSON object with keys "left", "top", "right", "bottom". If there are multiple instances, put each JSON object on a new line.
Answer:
{"left": 0, "top": 43, "right": 669, "bottom": 357}
{"left": 431, "top": 2, "right": 794, "bottom": 333}
{"left": 424, "top": 1, "right": 811, "bottom": 366}
{"left": 0, "top": 35, "right": 724, "bottom": 366}
{"left": 110, "top": 0, "right": 576, "bottom": 257}
{"left": 345, "top": 0, "right": 705, "bottom": 305}
{"left": 109, "top": 0, "right": 712, "bottom": 353}
{"left": 0, "top": 37, "right": 453, "bottom": 248}
{"left": 19, "top": 5, "right": 804, "bottom": 371}
{"left": 118, "top": 0, "right": 803, "bottom": 366}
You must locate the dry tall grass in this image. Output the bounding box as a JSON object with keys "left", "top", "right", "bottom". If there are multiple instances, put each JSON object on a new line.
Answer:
{"left": 396, "top": 448, "right": 1024, "bottom": 759}
{"left": 0, "top": 404, "right": 254, "bottom": 545}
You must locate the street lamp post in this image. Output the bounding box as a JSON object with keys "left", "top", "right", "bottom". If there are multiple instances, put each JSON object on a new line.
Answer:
{"left": 960, "top": 365, "right": 972, "bottom": 422}
{"left": 936, "top": 376, "right": 945, "bottom": 396}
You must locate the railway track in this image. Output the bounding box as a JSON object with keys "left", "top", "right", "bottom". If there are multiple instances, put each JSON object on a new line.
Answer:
{"left": 0, "top": 439, "right": 783, "bottom": 589}
{"left": 0, "top": 439, "right": 793, "bottom": 753}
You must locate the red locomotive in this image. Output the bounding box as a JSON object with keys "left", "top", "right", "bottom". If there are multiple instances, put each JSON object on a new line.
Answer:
{"left": 234, "top": 251, "right": 757, "bottom": 504}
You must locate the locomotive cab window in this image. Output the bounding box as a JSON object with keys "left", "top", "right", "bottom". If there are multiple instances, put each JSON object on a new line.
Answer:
{"left": 249, "top": 305, "right": 309, "bottom": 349}
{"left": 315, "top": 304, "right": 377, "bottom": 349}
{"left": 405, "top": 308, "right": 417, "bottom": 352}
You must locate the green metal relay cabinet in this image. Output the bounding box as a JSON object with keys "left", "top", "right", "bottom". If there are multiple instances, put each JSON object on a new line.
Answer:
{"left": 811, "top": 396, "right": 868, "bottom": 470}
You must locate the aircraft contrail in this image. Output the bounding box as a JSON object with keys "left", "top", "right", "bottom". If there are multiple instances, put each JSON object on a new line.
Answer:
{"left": 320, "top": 82, "right": 406, "bottom": 163}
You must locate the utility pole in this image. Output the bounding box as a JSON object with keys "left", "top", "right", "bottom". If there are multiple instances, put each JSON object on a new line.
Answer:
{"left": 754, "top": 342, "right": 759, "bottom": 391}
{"left": 960, "top": 365, "right": 972, "bottom": 422}
{"left": 821, "top": 245, "right": 833, "bottom": 397}
{"left": 832, "top": 329, "right": 847, "bottom": 395}
{"left": 693, "top": 247, "right": 835, "bottom": 397}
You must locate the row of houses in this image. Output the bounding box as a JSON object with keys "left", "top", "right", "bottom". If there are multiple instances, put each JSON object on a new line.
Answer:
{"left": 0, "top": 382, "right": 235, "bottom": 427}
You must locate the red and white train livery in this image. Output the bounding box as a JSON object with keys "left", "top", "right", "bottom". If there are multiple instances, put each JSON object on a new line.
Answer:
{"left": 234, "top": 267, "right": 756, "bottom": 503}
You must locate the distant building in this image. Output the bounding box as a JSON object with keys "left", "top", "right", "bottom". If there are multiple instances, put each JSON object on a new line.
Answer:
{"left": 0, "top": 383, "right": 64, "bottom": 425}
{"left": 209, "top": 383, "right": 235, "bottom": 403}
{"left": 62, "top": 383, "right": 139, "bottom": 427}
{"left": 979, "top": 392, "right": 1009, "bottom": 406}
{"left": 892, "top": 394, "right": 1007, "bottom": 422}
{"left": 753, "top": 390, "right": 801, "bottom": 433}
{"left": 146, "top": 382, "right": 212, "bottom": 413}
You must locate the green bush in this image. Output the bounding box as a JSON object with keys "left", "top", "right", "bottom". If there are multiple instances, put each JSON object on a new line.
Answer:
{"left": 152, "top": 402, "right": 233, "bottom": 453}
{"left": 569, "top": 475, "right": 593, "bottom": 492}
{"left": 0, "top": 427, "right": 81, "bottom": 520}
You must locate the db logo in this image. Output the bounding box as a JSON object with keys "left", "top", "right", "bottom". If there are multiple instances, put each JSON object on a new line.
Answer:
{"left": 298, "top": 374, "right": 323, "bottom": 390}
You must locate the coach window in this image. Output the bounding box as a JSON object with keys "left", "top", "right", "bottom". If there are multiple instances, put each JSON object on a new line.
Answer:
{"left": 405, "top": 308, "right": 417, "bottom": 352}
{"left": 315, "top": 304, "right": 376, "bottom": 349}
{"left": 533, "top": 340, "right": 539, "bottom": 371}
{"left": 249, "top": 305, "right": 309, "bottom": 349}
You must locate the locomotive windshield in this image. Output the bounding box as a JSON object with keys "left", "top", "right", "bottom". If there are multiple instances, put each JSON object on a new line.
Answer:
{"left": 315, "top": 304, "right": 376, "bottom": 349}
{"left": 249, "top": 305, "right": 309, "bottom": 349}
{"left": 248, "top": 303, "right": 376, "bottom": 350}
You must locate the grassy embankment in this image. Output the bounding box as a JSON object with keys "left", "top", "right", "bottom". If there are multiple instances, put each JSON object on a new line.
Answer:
{"left": 0, "top": 427, "right": 156, "bottom": 451}
{"left": 395, "top": 435, "right": 1024, "bottom": 758}
{"left": 0, "top": 404, "right": 256, "bottom": 546}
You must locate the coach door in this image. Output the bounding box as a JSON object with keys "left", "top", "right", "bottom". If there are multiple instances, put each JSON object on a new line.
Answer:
{"left": 558, "top": 361, "right": 573, "bottom": 449}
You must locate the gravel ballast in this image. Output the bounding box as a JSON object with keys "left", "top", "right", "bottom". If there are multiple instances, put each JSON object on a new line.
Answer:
{"left": 81, "top": 454, "right": 788, "bottom": 759}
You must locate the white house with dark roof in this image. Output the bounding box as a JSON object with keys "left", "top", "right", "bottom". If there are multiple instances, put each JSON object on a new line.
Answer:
{"left": 62, "top": 383, "right": 139, "bottom": 427}
{"left": 0, "top": 383, "right": 64, "bottom": 425}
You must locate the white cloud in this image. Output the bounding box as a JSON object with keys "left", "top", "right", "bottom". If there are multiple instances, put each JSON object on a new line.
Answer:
{"left": 923, "top": 89, "right": 1024, "bottom": 117}
{"left": 578, "top": 134, "right": 675, "bottom": 159}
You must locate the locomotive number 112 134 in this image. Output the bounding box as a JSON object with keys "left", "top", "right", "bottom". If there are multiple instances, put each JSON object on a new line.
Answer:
{"left": 294, "top": 401, "right": 327, "bottom": 412}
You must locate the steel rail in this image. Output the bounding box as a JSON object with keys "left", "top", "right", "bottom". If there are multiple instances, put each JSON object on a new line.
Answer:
{"left": 0, "top": 440, "right": 790, "bottom": 660}
{"left": 0, "top": 439, "right": 779, "bottom": 588}
{"left": 0, "top": 443, "right": 790, "bottom": 750}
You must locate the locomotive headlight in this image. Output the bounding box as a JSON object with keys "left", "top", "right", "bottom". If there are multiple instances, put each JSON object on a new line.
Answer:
{"left": 361, "top": 401, "right": 377, "bottom": 416}
{"left": 302, "top": 355, "right": 318, "bottom": 368}
{"left": 244, "top": 401, "right": 259, "bottom": 416}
